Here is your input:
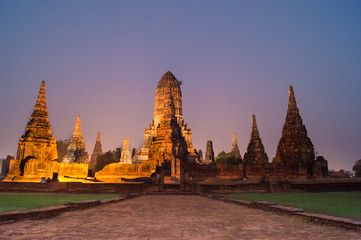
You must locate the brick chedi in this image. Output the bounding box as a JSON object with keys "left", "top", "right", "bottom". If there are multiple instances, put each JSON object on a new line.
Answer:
{"left": 16, "top": 81, "right": 58, "bottom": 163}
{"left": 120, "top": 138, "right": 132, "bottom": 164}
{"left": 89, "top": 132, "right": 102, "bottom": 172}
{"left": 96, "top": 72, "right": 193, "bottom": 181}
{"left": 243, "top": 115, "right": 269, "bottom": 178}
{"left": 204, "top": 140, "right": 215, "bottom": 164}
{"left": 135, "top": 71, "right": 198, "bottom": 164}
{"left": 274, "top": 86, "right": 325, "bottom": 177}
{"left": 63, "top": 115, "right": 89, "bottom": 163}
{"left": 231, "top": 132, "right": 242, "bottom": 159}
{"left": 154, "top": 71, "right": 183, "bottom": 128}
{"left": 5, "top": 82, "right": 88, "bottom": 182}
{"left": 147, "top": 92, "right": 189, "bottom": 177}
{"left": 244, "top": 115, "right": 269, "bottom": 164}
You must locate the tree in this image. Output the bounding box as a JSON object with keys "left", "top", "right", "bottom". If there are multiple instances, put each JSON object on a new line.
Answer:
{"left": 215, "top": 151, "right": 242, "bottom": 166}
{"left": 112, "top": 148, "right": 121, "bottom": 161}
{"left": 352, "top": 159, "right": 361, "bottom": 177}
{"left": 73, "top": 148, "right": 88, "bottom": 163}
{"left": 56, "top": 139, "right": 70, "bottom": 162}
{"left": 95, "top": 148, "right": 122, "bottom": 172}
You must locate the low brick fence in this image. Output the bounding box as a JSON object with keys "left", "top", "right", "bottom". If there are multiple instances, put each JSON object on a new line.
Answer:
{"left": 0, "top": 181, "right": 151, "bottom": 193}
{"left": 0, "top": 178, "right": 360, "bottom": 194}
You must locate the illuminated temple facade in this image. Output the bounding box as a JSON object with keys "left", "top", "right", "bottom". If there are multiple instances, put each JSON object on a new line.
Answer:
{"left": 16, "top": 81, "right": 58, "bottom": 164}
{"left": 63, "top": 115, "right": 89, "bottom": 164}
{"left": 134, "top": 71, "right": 197, "bottom": 163}
{"left": 96, "top": 71, "right": 200, "bottom": 181}
{"left": 5, "top": 82, "right": 88, "bottom": 182}
{"left": 4, "top": 73, "right": 328, "bottom": 183}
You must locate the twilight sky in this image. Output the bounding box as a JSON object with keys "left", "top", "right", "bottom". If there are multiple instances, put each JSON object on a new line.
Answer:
{"left": 0, "top": 0, "right": 360, "bottom": 171}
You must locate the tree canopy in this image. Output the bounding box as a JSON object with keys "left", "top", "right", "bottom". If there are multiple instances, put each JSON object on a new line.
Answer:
{"left": 352, "top": 159, "right": 361, "bottom": 177}
{"left": 95, "top": 148, "right": 121, "bottom": 172}
{"left": 215, "top": 151, "right": 242, "bottom": 166}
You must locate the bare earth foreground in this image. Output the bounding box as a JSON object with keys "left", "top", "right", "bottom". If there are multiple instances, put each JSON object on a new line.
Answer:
{"left": 0, "top": 195, "right": 359, "bottom": 240}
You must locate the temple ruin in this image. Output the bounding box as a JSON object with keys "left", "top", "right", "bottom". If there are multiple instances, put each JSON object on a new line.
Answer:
{"left": 204, "top": 140, "right": 215, "bottom": 164}
{"left": 5, "top": 82, "right": 88, "bottom": 182}
{"left": 120, "top": 139, "right": 132, "bottom": 164}
{"left": 243, "top": 114, "right": 269, "bottom": 178}
{"left": 16, "top": 81, "right": 58, "bottom": 164}
{"left": 134, "top": 71, "right": 197, "bottom": 163}
{"left": 96, "top": 71, "right": 198, "bottom": 181}
{"left": 63, "top": 116, "right": 89, "bottom": 164}
{"left": 273, "top": 86, "right": 328, "bottom": 178}
{"left": 4, "top": 75, "right": 328, "bottom": 183}
{"left": 89, "top": 132, "right": 102, "bottom": 173}
{"left": 231, "top": 132, "right": 242, "bottom": 159}
{"left": 242, "top": 87, "right": 328, "bottom": 179}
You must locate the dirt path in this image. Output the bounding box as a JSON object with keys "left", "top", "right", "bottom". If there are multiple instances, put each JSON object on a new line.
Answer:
{"left": 0, "top": 195, "right": 359, "bottom": 240}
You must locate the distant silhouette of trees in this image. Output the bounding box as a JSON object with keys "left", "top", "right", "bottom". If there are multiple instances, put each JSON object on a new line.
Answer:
{"left": 353, "top": 159, "right": 361, "bottom": 177}
{"left": 56, "top": 139, "right": 70, "bottom": 162}
{"left": 95, "top": 148, "right": 121, "bottom": 172}
{"left": 215, "top": 151, "right": 242, "bottom": 166}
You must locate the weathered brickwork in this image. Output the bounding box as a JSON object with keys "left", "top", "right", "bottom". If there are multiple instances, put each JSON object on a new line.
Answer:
{"left": 4, "top": 78, "right": 328, "bottom": 183}
{"left": 16, "top": 81, "right": 58, "bottom": 164}
{"left": 63, "top": 115, "right": 89, "bottom": 164}
{"left": 89, "top": 133, "right": 102, "bottom": 173}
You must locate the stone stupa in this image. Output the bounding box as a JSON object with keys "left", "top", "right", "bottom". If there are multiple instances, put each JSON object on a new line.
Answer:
{"left": 89, "top": 132, "right": 103, "bottom": 172}
{"left": 231, "top": 132, "right": 242, "bottom": 159}
{"left": 274, "top": 86, "right": 316, "bottom": 176}
{"left": 134, "top": 71, "right": 198, "bottom": 164}
{"left": 16, "top": 81, "right": 58, "bottom": 163}
{"left": 63, "top": 115, "right": 89, "bottom": 164}
{"left": 120, "top": 138, "right": 132, "bottom": 164}
{"left": 204, "top": 140, "right": 215, "bottom": 164}
{"left": 244, "top": 114, "right": 269, "bottom": 164}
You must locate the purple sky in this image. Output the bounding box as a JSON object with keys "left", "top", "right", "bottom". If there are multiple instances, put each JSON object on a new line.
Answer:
{"left": 0, "top": 0, "right": 360, "bottom": 171}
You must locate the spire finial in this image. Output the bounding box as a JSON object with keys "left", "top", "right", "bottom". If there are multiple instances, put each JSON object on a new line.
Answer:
{"left": 252, "top": 114, "right": 257, "bottom": 129}
{"left": 34, "top": 81, "right": 47, "bottom": 110}
{"left": 251, "top": 114, "right": 259, "bottom": 138}
{"left": 231, "top": 132, "right": 242, "bottom": 159}
{"left": 244, "top": 114, "right": 269, "bottom": 164}
{"left": 289, "top": 85, "right": 294, "bottom": 96}
{"left": 73, "top": 115, "right": 82, "bottom": 136}
{"left": 288, "top": 85, "right": 297, "bottom": 109}
{"left": 96, "top": 132, "right": 101, "bottom": 143}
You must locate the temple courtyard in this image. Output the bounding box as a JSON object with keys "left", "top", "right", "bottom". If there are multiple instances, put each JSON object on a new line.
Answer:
{"left": 0, "top": 195, "right": 359, "bottom": 240}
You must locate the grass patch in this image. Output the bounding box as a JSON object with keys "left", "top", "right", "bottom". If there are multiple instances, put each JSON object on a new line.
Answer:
{"left": 0, "top": 193, "right": 119, "bottom": 212}
{"left": 229, "top": 192, "right": 361, "bottom": 220}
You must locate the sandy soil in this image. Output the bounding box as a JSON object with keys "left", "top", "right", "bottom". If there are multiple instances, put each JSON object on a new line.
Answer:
{"left": 0, "top": 195, "right": 359, "bottom": 240}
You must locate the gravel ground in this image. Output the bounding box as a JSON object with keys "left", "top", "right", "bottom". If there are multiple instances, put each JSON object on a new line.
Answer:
{"left": 0, "top": 195, "right": 359, "bottom": 240}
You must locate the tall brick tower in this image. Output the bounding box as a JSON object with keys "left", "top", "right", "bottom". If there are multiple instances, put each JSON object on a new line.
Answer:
{"left": 135, "top": 71, "right": 197, "bottom": 163}
{"left": 275, "top": 86, "right": 316, "bottom": 176}
{"left": 16, "top": 81, "right": 58, "bottom": 163}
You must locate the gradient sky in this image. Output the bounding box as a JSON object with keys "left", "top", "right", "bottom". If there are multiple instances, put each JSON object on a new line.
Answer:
{"left": 0, "top": 0, "right": 360, "bottom": 171}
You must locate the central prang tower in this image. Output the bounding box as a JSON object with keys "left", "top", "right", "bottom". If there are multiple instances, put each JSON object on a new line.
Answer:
{"left": 134, "top": 71, "right": 197, "bottom": 171}
{"left": 154, "top": 71, "right": 183, "bottom": 128}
